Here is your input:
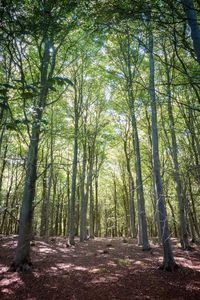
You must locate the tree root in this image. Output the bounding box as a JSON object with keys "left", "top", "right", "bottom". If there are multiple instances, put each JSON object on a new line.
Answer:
{"left": 9, "top": 261, "right": 33, "bottom": 273}
{"left": 159, "top": 262, "right": 179, "bottom": 272}
{"left": 142, "top": 246, "right": 151, "bottom": 251}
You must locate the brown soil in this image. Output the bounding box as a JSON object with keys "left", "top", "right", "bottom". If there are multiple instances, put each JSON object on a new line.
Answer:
{"left": 1, "top": 236, "right": 200, "bottom": 299}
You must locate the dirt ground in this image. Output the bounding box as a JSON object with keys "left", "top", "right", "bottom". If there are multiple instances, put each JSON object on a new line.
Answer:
{"left": 0, "top": 236, "right": 200, "bottom": 300}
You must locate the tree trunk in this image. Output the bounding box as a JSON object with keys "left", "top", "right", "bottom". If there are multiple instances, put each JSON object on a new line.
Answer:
{"left": 68, "top": 104, "right": 79, "bottom": 245}
{"left": 0, "top": 163, "right": 14, "bottom": 234}
{"left": 166, "top": 197, "right": 178, "bottom": 238}
{"left": 123, "top": 138, "right": 136, "bottom": 237}
{"left": 10, "top": 122, "right": 41, "bottom": 271}
{"left": 89, "top": 145, "right": 95, "bottom": 239}
{"left": 10, "top": 35, "right": 51, "bottom": 271}
{"left": 145, "top": 108, "right": 161, "bottom": 241}
{"left": 50, "top": 175, "right": 57, "bottom": 236}
{"left": 94, "top": 154, "right": 100, "bottom": 237}
{"left": 0, "top": 144, "right": 7, "bottom": 207}
{"left": 113, "top": 176, "right": 118, "bottom": 237}
{"left": 126, "top": 32, "right": 150, "bottom": 250}
{"left": 80, "top": 134, "right": 87, "bottom": 242}
{"left": 148, "top": 24, "right": 178, "bottom": 271}
{"left": 130, "top": 109, "right": 150, "bottom": 250}
{"left": 181, "top": 0, "right": 200, "bottom": 63}
{"left": 40, "top": 161, "right": 48, "bottom": 237}
{"left": 163, "top": 49, "right": 190, "bottom": 249}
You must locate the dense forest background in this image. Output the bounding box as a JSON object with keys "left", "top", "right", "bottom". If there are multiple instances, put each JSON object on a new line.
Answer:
{"left": 0, "top": 0, "right": 199, "bottom": 272}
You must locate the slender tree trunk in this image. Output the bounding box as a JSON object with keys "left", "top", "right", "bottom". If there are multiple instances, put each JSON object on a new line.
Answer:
{"left": 123, "top": 138, "right": 136, "bottom": 237}
{"left": 125, "top": 32, "right": 150, "bottom": 249}
{"left": 145, "top": 108, "right": 161, "bottom": 241}
{"left": 148, "top": 25, "right": 178, "bottom": 271}
{"left": 50, "top": 175, "right": 57, "bottom": 236}
{"left": 122, "top": 178, "right": 129, "bottom": 237}
{"left": 0, "top": 144, "right": 7, "bottom": 207}
{"left": 89, "top": 145, "right": 95, "bottom": 239}
{"left": 80, "top": 134, "right": 87, "bottom": 242}
{"left": 43, "top": 111, "right": 54, "bottom": 241}
{"left": 163, "top": 50, "right": 190, "bottom": 249}
{"left": 188, "top": 176, "right": 200, "bottom": 237}
{"left": 66, "top": 169, "right": 70, "bottom": 235}
{"left": 40, "top": 160, "right": 48, "bottom": 237}
{"left": 0, "top": 163, "right": 14, "bottom": 233}
{"left": 166, "top": 197, "right": 178, "bottom": 238}
{"left": 94, "top": 154, "right": 99, "bottom": 237}
{"left": 68, "top": 99, "right": 79, "bottom": 245}
{"left": 55, "top": 202, "right": 59, "bottom": 236}
{"left": 89, "top": 174, "right": 94, "bottom": 238}
{"left": 181, "top": 0, "right": 200, "bottom": 63}
{"left": 113, "top": 176, "right": 118, "bottom": 237}
{"left": 59, "top": 196, "right": 64, "bottom": 235}
{"left": 185, "top": 195, "right": 198, "bottom": 242}
{"left": 75, "top": 183, "right": 80, "bottom": 236}
{"left": 130, "top": 108, "right": 150, "bottom": 250}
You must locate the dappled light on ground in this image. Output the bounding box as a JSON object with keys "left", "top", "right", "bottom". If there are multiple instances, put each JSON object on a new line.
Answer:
{"left": 1, "top": 236, "right": 200, "bottom": 299}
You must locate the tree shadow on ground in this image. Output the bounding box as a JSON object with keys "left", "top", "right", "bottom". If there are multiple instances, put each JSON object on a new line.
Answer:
{"left": 1, "top": 236, "right": 200, "bottom": 299}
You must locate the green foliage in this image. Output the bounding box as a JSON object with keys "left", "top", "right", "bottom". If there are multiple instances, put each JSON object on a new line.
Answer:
{"left": 0, "top": 0, "right": 199, "bottom": 241}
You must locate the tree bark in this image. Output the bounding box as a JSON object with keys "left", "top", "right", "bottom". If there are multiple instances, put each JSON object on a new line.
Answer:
{"left": 113, "top": 176, "right": 118, "bottom": 237}
{"left": 163, "top": 48, "right": 190, "bottom": 249}
{"left": 68, "top": 114, "right": 78, "bottom": 245}
{"left": 10, "top": 122, "right": 41, "bottom": 271}
{"left": 123, "top": 138, "right": 136, "bottom": 237}
{"left": 10, "top": 36, "right": 51, "bottom": 271}
{"left": 89, "top": 145, "right": 95, "bottom": 239}
{"left": 80, "top": 137, "right": 87, "bottom": 242}
{"left": 148, "top": 24, "right": 178, "bottom": 271}
{"left": 182, "top": 0, "right": 200, "bottom": 63}
{"left": 126, "top": 32, "right": 150, "bottom": 250}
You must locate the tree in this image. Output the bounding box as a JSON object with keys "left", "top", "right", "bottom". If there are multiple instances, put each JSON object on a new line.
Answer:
{"left": 181, "top": 0, "right": 200, "bottom": 63}
{"left": 148, "top": 18, "right": 178, "bottom": 271}
{"left": 7, "top": 0, "right": 78, "bottom": 271}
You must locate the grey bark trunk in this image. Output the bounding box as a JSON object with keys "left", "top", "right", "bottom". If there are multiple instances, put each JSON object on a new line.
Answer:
{"left": 125, "top": 31, "right": 150, "bottom": 249}
{"left": 130, "top": 109, "right": 150, "bottom": 250}
{"left": 89, "top": 174, "right": 94, "bottom": 238}
{"left": 123, "top": 139, "right": 136, "bottom": 237}
{"left": 10, "top": 36, "right": 51, "bottom": 271}
{"left": 94, "top": 154, "right": 99, "bottom": 236}
{"left": 145, "top": 109, "right": 161, "bottom": 241}
{"left": 182, "top": 0, "right": 200, "bottom": 63}
{"left": 89, "top": 145, "right": 95, "bottom": 239}
{"left": 11, "top": 122, "right": 41, "bottom": 271}
{"left": 148, "top": 26, "right": 178, "bottom": 271}
{"left": 80, "top": 139, "right": 87, "bottom": 242}
{"left": 113, "top": 177, "right": 118, "bottom": 237}
{"left": 68, "top": 115, "right": 78, "bottom": 245}
{"left": 164, "top": 53, "right": 190, "bottom": 249}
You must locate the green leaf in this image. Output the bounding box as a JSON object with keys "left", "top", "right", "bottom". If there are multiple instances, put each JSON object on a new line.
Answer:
{"left": 49, "top": 86, "right": 57, "bottom": 92}
{"left": 51, "top": 76, "right": 74, "bottom": 86}
{"left": 21, "top": 91, "right": 37, "bottom": 99}
{"left": 15, "top": 119, "right": 31, "bottom": 125}
{"left": 0, "top": 102, "right": 8, "bottom": 109}
{"left": 0, "top": 83, "right": 15, "bottom": 89}
{"left": 5, "top": 123, "right": 16, "bottom": 130}
{"left": 0, "top": 89, "right": 7, "bottom": 95}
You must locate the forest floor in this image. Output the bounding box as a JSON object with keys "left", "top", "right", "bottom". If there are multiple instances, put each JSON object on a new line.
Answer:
{"left": 0, "top": 236, "right": 200, "bottom": 299}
